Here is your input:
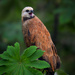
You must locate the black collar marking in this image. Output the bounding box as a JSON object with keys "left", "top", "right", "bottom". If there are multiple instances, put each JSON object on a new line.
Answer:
{"left": 23, "top": 16, "right": 35, "bottom": 22}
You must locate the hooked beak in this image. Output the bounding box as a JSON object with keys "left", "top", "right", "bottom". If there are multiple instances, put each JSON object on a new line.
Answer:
{"left": 30, "top": 10, "right": 34, "bottom": 13}
{"left": 29, "top": 10, "right": 34, "bottom": 16}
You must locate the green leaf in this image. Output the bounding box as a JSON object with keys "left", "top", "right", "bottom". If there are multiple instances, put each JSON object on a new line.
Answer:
{"left": 21, "top": 46, "right": 37, "bottom": 58}
{"left": 7, "top": 46, "right": 15, "bottom": 57}
{"left": 8, "top": 64, "right": 23, "bottom": 75}
{"left": 0, "top": 60, "right": 14, "bottom": 66}
{"left": 23, "top": 67, "right": 33, "bottom": 75}
{"left": 27, "top": 67, "right": 43, "bottom": 75}
{"left": 0, "top": 64, "right": 18, "bottom": 75}
{"left": 0, "top": 51, "right": 13, "bottom": 61}
{"left": 0, "top": 66, "right": 7, "bottom": 75}
{"left": 29, "top": 49, "right": 45, "bottom": 61}
{"left": 13, "top": 42, "right": 20, "bottom": 61}
{"left": 26, "top": 60, "right": 50, "bottom": 69}
{"left": 0, "top": 42, "right": 50, "bottom": 75}
{"left": 14, "top": 42, "right": 20, "bottom": 57}
{"left": 0, "top": 42, "right": 20, "bottom": 61}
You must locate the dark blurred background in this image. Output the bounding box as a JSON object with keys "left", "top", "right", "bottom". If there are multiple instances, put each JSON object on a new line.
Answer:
{"left": 0, "top": 0, "right": 75, "bottom": 75}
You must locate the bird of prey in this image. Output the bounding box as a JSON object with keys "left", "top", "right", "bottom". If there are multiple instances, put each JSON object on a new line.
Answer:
{"left": 22, "top": 6, "right": 60, "bottom": 73}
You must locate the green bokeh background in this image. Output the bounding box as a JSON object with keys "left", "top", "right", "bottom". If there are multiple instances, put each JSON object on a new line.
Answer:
{"left": 0, "top": 0, "right": 75, "bottom": 75}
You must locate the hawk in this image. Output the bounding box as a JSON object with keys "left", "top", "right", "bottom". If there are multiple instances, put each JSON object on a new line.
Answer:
{"left": 22, "top": 7, "right": 60, "bottom": 73}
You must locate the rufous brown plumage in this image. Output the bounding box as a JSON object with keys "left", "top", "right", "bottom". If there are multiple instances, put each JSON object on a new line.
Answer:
{"left": 22, "top": 7, "right": 60, "bottom": 72}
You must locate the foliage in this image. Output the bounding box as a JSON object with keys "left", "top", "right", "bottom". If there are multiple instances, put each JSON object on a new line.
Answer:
{"left": 54, "top": 0, "right": 75, "bottom": 25}
{"left": 56, "top": 69, "right": 68, "bottom": 75}
{"left": 0, "top": 42, "right": 50, "bottom": 75}
{"left": 0, "top": 0, "right": 75, "bottom": 75}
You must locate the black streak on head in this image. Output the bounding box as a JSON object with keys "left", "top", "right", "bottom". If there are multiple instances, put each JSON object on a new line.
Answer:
{"left": 23, "top": 16, "right": 35, "bottom": 22}
{"left": 23, "top": 17, "right": 28, "bottom": 21}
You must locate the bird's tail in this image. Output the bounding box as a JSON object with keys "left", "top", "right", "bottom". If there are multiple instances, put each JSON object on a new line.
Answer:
{"left": 45, "top": 55, "right": 60, "bottom": 75}
{"left": 49, "top": 55, "right": 60, "bottom": 71}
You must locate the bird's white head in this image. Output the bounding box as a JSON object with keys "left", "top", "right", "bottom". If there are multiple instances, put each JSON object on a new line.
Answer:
{"left": 22, "top": 6, "right": 35, "bottom": 18}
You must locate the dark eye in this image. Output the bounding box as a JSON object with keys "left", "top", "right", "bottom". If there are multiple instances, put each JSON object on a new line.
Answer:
{"left": 26, "top": 10, "right": 29, "bottom": 12}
